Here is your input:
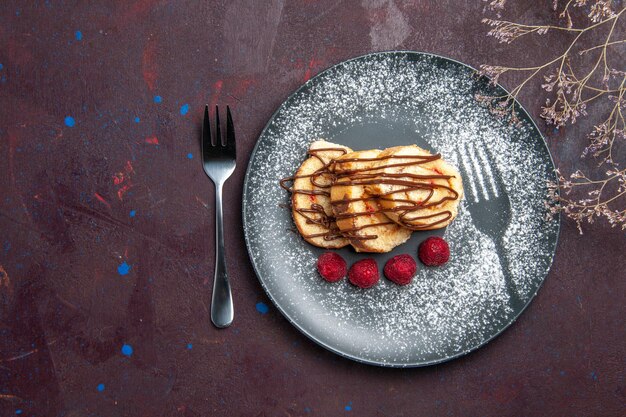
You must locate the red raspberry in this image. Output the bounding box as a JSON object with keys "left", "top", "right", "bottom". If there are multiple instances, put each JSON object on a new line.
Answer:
{"left": 418, "top": 237, "right": 450, "bottom": 266}
{"left": 348, "top": 259, "right": 379, "bottom": 289}
{"left": 383, "top": 254, "right": 417, "bottom": 285}
{"left": 317, "top": 252, "right": 347, "bottom": 282}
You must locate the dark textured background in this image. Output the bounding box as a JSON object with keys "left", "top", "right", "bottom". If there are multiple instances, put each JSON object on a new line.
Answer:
{"left": 1, "top": 1, "right": 624, "bottom": 416}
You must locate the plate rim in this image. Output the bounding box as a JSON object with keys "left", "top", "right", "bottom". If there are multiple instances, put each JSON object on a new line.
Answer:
{"left": 241, "top": 50, "right": 561, "bottom": 368}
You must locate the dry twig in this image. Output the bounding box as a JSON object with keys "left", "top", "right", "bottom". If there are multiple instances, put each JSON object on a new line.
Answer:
{"left": 480, "top": 0, "right": 626, "bottom": 233}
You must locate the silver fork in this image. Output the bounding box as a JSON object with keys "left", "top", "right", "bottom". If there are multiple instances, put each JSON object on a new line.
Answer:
{"left": 456, "top": 143, "right": 523, "bottom": 309}
{"left": 202, "top": 105, "right": 236, "bottom": 328}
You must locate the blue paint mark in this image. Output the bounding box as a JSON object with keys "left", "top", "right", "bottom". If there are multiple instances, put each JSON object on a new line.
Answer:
{"left": 591, "top": 371, "right": 598, "bottom": 381}
{"left": 15, "top": 410, "right": 22, "bottom": 415}
{"left": 75, "top": 31, "right": 82, "bottom": 41}
{"left": 576, "top": 295, "right": 582, "bottom": 304}
{"left": 129, "top": 210, "right": 136, "bottom": 217}
{"left": 117, "top": 261, "right": 131, "bottom": 276}
{"left": 64, "top": 116, "right": 76, "bottom": 127}
{"left": 153, "top": 95, "right": 162, "bottom": 103}
{"left": 187, "top": 343, "right": 193, "bottom": 349}
{"left": 97, "top": 383, "right": 105, "bottom": 391}
{"left": 180, "top": 103, "right": 190, "bottom": 115}
{"left": 134, "top": 116, "right": 140, "bottom": 123}
{"left": 256, "top": 302, "right": 269, "bottom": 314}
{"left": 0, "top": 64, "right": 3, "bottom": 70}
{"left": 345, "top": 402, "right": 352, "bottom": 411}
{"left": 304, "top": 407, "right": 311, "bottom": 413}
{"left": 121, "top": 344, "right": 133, "bottom": 357}
{"left": 15, "top": 10, "right": 20, "bottom": 16}
{"left": 560, "top": 370, "right": 566, "bottom": 376}
{"left": 187, "top": 153, "right": 193, "bottom": 159}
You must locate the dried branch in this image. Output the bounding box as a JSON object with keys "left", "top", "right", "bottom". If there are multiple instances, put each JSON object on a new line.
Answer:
{"left": 480, "top": 0, "right": 626, "bottom": 232}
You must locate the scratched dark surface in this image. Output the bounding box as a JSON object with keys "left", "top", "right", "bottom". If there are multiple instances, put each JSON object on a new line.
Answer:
{"left": 0, "top": 1, "right": 624, "bottom": 416}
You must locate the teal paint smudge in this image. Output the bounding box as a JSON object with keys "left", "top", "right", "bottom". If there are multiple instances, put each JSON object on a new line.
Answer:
{"left": 256, "top": 302, "right": 269, "bottom": 314}
{"left": 117, "top": 261, "right": 131, "bottom": 275}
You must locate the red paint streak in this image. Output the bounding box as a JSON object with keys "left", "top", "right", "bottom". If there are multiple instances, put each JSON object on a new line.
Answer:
{"left": 117, "top": 184, "right": 132, "bottom": 201}
{"left": 309, "top": 195, "right": 316, "bottom": 203}
{"left": 142, "top": 37, "right": 158, "bottom": 91}
{"left": 304, "top": 57, "right": 324, "bottom": 82}
{"left": 111, "top": 161, "right": 135, "bottom": 200}
{"left": 145, "top": 136, "right": 159, "bottom": 145}
{"left": 113, "top": 173, "right": 125, "bottom": 185}
{"left": 209, "top": 80, "right": 224, "bottom": 109}
{"left": 303, "top": 68, "right": 312, "bottom": 82}
{"left": 112, "top": 162, "right": 135, "bottom": 199}
{"left": 94, "top": 193, "right": 111, "bottom": 209}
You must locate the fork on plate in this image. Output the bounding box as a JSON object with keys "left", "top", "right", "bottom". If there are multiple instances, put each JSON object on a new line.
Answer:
{"left": 456, "top": 143, "right": 524, "bottom": 309}
{"left": 202, "top": 105, "right": 236, "bottom": 328}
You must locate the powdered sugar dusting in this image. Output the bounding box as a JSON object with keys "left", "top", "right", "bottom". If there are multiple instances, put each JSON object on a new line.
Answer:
{"left": 243, "top": 52, "right": 559, "bottom": 366}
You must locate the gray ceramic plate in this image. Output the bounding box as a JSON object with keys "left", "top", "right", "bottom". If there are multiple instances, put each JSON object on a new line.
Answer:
{"left": 242, "top": 52, "right": 559, "bottom": 367}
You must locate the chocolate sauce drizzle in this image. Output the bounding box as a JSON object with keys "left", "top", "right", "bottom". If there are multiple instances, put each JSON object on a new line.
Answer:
{"left": 280, "top": 147, "right": 459, "bottom": 241}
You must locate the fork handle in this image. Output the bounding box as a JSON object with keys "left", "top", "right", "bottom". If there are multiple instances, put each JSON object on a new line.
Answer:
{"left": 211, "top": 182, "right": 234, "bottom": 328}
{"left": 495, "top": 237, "right": 524, "bottom": 310}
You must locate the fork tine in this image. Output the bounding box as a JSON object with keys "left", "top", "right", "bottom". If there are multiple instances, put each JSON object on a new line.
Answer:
{"left": 476, "top": 145, "right": 499, "bottom": 197}
{"left": 467, "top": 143, "right": 490, "bottom": 201}
{"left": 225, "top": 106, "right": 236, "bottom": 157}
{"left": 215, "top": 105, "right": 221, "bottom": 146}
{"left": 202, "top": 105, "right": 213, "bottom": 161}
{"left": 483, "top": 146, "right": 506, "bottom": 195}
{"left": 457, "top": 147, "right": 478, "bottom": 203}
